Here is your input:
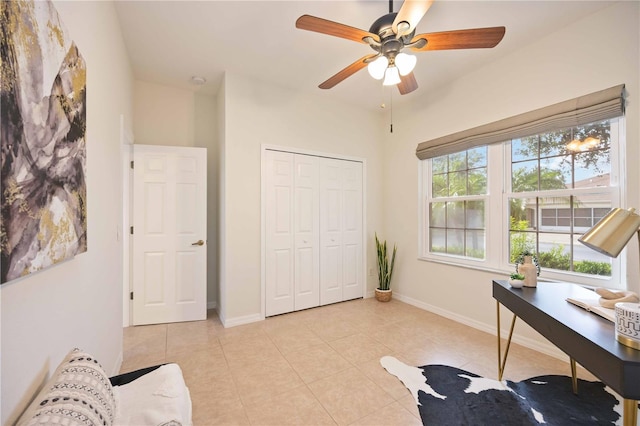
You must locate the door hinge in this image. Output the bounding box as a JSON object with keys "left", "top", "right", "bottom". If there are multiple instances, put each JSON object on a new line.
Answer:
{"left": 130, "top": 226, "right": 133, "bottom": 235}
{"left": 130, "top": 291, "right": 134, "bottom": 300}
{"left": 130, "top": 160, "right": 134, "bottom": 169}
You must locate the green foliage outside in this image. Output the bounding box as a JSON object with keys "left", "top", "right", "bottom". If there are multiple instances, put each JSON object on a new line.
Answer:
{"left": 513, "top": 121, "right": 611, "bottom": 179}
{"left": 537, "top": 246, "right": 569, "bottom": 270}
{"left": 509, "top": 217, "right": 534, "bottom": 263}
{"left": 511, "top": 167, "right": 567, "bottom": 193}
{"left": 432, "top": 147, "right": 487, "bottom": 198}
{"left": 574, "top": 260, "right": 612, "bottom": 276}
{"left": 537, "top": 248, "right": 611, "bottom": 276}
{"left": 510, "top": 218, "right": 611, "bottom": 276}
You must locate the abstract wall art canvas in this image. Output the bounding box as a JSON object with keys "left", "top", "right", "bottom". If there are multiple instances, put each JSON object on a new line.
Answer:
{"left": 0, "top": 0, "right": 87, "bottom": 284}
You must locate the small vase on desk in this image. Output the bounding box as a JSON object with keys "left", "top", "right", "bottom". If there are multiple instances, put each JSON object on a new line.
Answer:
{"left": 518, "top": 255, "right": 537, "bottom": 288}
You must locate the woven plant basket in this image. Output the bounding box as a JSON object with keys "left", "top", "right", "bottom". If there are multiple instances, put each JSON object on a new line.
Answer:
{"left": 375, "top": 288, "right": 392, "bottom": 302}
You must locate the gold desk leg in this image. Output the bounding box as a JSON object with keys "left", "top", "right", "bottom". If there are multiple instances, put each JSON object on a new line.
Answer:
{"left": 496, "top": 301, "right": 517, "bottom": 381}
{"left": 623, "top": 399, "right": 638, "bottom": 426}
{"left": 497, "top": 301, "right": 501, "bottom": 378}
{"left": 570, "top": 357, "right": 578, "bottom": 394}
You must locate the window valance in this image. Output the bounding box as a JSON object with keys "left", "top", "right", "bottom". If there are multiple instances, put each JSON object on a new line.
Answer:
{"left": 415, "top": 84, "right": 625, "bottom": 160}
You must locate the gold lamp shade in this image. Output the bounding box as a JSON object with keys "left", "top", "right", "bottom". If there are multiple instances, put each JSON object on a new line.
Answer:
{"left": 578, "top": 208, "right": 640, "bottom": 258}
{"left": 579, "top": 207, "right": 640, "bottom": 351}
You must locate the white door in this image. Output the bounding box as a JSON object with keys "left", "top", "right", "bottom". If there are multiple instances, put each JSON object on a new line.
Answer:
{"left": 320, "top": 159, "right": 344, "bottom": 305}
{"left": 132, "top": 145, "right": 207, "bottom": 325}
{"left": 265, "top": 151, "right": 295, "bottom": 316}
{"left": 341, "top": 161, "right": 363, "bottom": 300}
{"left": 320, "top": 159, "right": 363, "bottom": 305}
{"left": 264, "top": 149, "right": 363, "bottom": 315}
{"left": 293, "top": 154, "right": 319, "bottom": 310}
{"left": 265, "top": 151, "right": 320, "bottom": 316}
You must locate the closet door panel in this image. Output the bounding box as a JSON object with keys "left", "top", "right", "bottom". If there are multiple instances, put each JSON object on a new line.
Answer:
{"left": 320, "top": 159, "right": 343, "bottom": 305}
{"left": 265, "top": 151, "right": 295, "bottom": 316}
{"left": 294, "top": 155, "right": 319, "bottom": 310}
{"left": 341, "top": 161, "right": 363, "bottom": 301}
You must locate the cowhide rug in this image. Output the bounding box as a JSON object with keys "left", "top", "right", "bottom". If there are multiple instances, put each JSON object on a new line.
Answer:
{"left": 381, "top": 356, "right": 638, "bottom": 425}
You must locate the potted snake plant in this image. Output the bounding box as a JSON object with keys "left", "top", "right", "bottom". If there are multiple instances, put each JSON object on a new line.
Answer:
{"left": 375, "top": 233, "right": 397, "bottom": 302}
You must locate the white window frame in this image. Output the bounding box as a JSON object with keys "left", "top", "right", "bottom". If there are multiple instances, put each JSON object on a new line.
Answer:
{"left": 419, "top": 117, "right": 626, "bottom": 288}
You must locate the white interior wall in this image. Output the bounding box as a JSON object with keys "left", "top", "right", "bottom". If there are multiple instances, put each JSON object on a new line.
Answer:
{"left": 0, "top": 1, "right": 133, "bottom": 424}
{"left": 132, "top": 80, "right": 219, "bottom": 311}
{"left": 194, "top": 92, "right": 219, "bottom": 309}
{"left": 381, "top": 1, "right": 640, "bottom": 354}
{"left": 220, "top": 73, "right": 385, "bottom": 325}
{"left": 135, "top": 80, "right": 198, "bottom": 147}
{"left": 216, "top": 79, "right": 227, "bottom": 321}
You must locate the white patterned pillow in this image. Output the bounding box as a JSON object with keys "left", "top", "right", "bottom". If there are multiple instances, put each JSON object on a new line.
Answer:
{"left": 20, "top": 348, "right": 116, "bottom": 426}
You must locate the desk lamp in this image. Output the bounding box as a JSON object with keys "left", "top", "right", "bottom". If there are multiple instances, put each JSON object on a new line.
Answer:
{"left": 579, "top": 207, "right": 640, "bottom": 350}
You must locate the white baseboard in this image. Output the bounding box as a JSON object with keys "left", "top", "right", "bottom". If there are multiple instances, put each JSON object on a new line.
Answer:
{"left": 392, "top": 292, "right": 566, "bottom": 361}
{"left": 221, "top": 312, "right": 263, "bottom": 328}
{"left": 207, "top": 301, "right": 217, "bottom": 310}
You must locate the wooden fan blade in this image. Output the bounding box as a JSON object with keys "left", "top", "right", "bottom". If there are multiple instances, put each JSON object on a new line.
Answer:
{"left": 410, "top": 27, "right": 506, "bottom": 51}
{"left": 397, "top": 72, "right": 418, "bottom": 95}
{"left": 319, "top": 54, "right": 377, "bottom": 89}
{"left": 296, "top": 15, "right": 380, "bottom": 44}
{"left": 393, "top": 0, "right": 434, "bottom": 37}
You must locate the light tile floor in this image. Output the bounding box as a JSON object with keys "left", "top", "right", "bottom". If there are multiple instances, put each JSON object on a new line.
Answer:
{"left": 121, "top": 298, "right": 597, "bottom": 425}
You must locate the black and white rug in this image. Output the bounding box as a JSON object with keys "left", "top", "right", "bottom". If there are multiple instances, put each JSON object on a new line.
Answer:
{"left": 381, "top": 356, "right": 637, "bottom": 425}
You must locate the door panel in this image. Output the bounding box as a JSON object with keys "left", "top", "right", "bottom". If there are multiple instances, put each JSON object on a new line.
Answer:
{"left": 342, "top": 161, "right": 363, "bottom": 300}
{"left": 176, "top": 251, "right": 197, "bottom": 302}
{"left": 274, "top": 249, "right": 292, "bottom": 297}
{"left": 265, "top": 151, "right": 295, "bottom": 316}
{"left": 132, "top": 145, "right": 207, "bottom": 325}
{"left": 320, "top": 159, "right": 343, "bottom": 305}
{"left": 293, "top": 155, "right": 319, "bottom": 310}
{"left": 144, "top": 183, "right": 165, "bottom": 233}
{"left": 143, "top": 252, "right": 165, "bottom": 304}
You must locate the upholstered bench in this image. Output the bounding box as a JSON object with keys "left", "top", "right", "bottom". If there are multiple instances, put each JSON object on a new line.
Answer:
{"left": 17, "top": 348, "right": 192, "bottom": 426}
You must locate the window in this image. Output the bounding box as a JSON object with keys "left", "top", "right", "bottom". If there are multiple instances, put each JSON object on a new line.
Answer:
{"left": 421, "top": 118, "right": 624, "bottom": 286}
{"left": 429, "top": 147, "right": 487, "bottom": 259}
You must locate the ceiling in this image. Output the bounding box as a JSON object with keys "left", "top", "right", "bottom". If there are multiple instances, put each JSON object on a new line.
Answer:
{"left": 114, "top": 1, "right": 613, "bottom": 111}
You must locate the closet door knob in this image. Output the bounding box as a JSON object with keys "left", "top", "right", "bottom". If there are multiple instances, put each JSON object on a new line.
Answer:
{"left": 191, "top": 240, "right": 205, "bottom": 246}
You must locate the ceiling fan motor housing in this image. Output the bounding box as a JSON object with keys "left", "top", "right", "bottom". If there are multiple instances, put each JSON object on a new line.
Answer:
{"left": 368, "top": 12, "right": 415, "bottom": 62}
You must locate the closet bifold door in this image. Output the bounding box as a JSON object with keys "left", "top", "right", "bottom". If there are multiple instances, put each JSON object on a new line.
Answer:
{"left": 319, "top": 159, "right": 363, "bottom": 305}
{"left": 293, "top": 154, "right": 320, "bottom": 311}
{"left": 265, "top": 150, "right": 362, "bottom": 316}
{"left": 265, "top": 150, "right": 295, "bottom": 316}
{"left": 265, "top": 151, "right": 320, "bottom": 316}
{"left": 341, "top": 160, "right": 363, "bottom": 301}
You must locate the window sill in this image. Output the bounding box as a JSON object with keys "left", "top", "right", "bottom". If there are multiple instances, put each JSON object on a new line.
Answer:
{"left": 417, "top": 255, "right": 624, "bottom": 289}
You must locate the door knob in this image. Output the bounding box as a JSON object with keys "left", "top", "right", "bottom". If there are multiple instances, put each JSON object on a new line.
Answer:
{"left": 191, "top": 240, "right": 205, "bottom": 246}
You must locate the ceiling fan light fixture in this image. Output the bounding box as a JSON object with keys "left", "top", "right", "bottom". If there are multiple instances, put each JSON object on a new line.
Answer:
{"left": 395, "top": 52, "right": 416, "bottom": 76}
{"left": 383, "top": 65, "right": 401, "bottom": 86}
{"left": 367, "top": 56, "right": 389, "bottom": 80}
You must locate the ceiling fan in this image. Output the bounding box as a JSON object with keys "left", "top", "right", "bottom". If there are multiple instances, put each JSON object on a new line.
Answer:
{"left": 295, "top": 0, "right": 506, "bottom": 95}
